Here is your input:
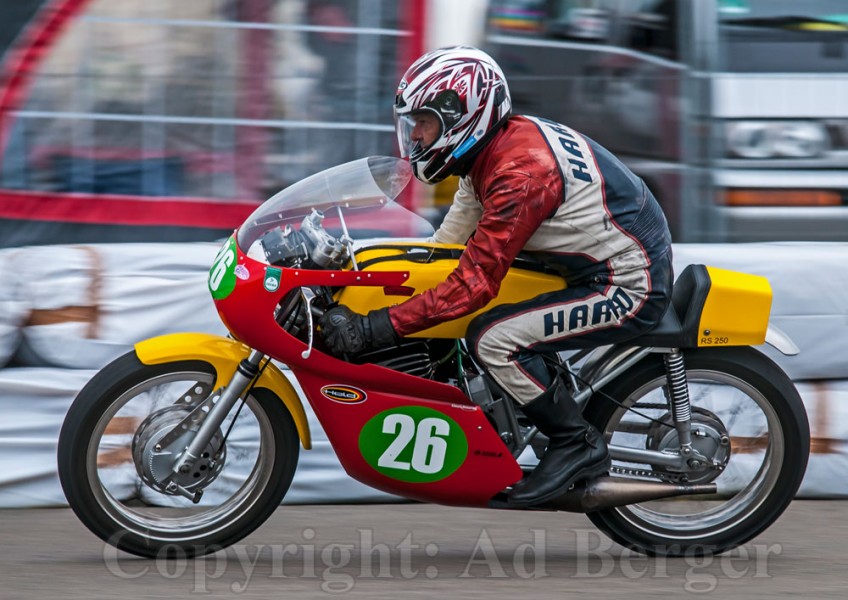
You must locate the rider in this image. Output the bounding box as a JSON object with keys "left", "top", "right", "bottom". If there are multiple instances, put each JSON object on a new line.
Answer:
{"left": 320, "top": 46, "right": 674, "bottom": 507}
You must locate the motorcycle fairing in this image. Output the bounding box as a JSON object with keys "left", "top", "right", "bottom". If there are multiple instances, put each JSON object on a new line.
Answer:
{"left": 213, "top": 245, "right": 523, "bottom": 506}
{"left": 293, "top": 369, "right": 523, "bottom": 505}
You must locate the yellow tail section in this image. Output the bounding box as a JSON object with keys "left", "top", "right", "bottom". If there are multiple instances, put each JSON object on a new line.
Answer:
{"left": 337, "top": 244, "right": 566, "bottom": 338}
{"left": 135, "top": 333, "right": 311, "bottom": 449}
{"left": 697, "top": 267, "right": 772, "bottom": 347}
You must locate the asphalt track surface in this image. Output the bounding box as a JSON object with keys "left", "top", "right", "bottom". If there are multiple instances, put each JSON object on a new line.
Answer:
{"left": 1, "top": 500, "right": 846, "bottom": 599}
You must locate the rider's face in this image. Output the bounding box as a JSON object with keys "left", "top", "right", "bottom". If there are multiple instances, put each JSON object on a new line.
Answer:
{"left": 411, "top": 113, "right": 441, "bottom": 149}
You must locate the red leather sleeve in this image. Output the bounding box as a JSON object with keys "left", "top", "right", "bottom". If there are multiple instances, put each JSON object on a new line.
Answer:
{"left": 388, "top": 173, "right": 561, "bottom": 336}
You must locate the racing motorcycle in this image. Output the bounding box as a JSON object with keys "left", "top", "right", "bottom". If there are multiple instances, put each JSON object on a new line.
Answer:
{"left": 58, "top": 156, "right": 810, "bottom": 559}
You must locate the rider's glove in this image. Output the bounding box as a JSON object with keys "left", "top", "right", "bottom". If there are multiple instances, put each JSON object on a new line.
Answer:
{"left": 319, "top": 305, "right": 400, "bottom": 356}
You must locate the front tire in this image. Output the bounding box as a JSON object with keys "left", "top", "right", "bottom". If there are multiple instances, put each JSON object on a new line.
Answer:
{"left": 58, "top": 351, "right": 299, "bottom": 558}
{"left": 583, "top": 347, "right": 809, "bottom": 556}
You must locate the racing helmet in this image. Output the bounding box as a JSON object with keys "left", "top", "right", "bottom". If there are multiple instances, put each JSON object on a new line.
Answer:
{"left": 394, "top": 46, "right": 512, "bottom": 184}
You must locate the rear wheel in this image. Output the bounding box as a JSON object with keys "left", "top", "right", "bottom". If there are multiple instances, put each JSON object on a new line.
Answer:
{"left": 58, "top": 351, "right": 299, "bottom": 558}
{"left": 583, "top": 347, "right": 809, "bottom": 556}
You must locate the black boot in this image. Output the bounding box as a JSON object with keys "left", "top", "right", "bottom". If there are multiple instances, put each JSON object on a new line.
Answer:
{"left": 509, "top": 379, "right": 610, "bottom": 507}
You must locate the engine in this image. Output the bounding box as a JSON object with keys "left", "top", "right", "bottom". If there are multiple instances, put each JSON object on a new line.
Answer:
{"left": 354, "top": 339, "right": 459, "bottom": 381}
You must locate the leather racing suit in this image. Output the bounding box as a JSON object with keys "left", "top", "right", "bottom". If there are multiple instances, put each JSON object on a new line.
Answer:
{"left": 388, "top": 115, "right": 673, "bottom": 403}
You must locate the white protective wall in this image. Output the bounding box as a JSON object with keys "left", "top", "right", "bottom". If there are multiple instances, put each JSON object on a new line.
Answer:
{"left": 0, "top": 242, "right": 399, "bottom": 507}
{"left": 1, "top": 241, "right": 847, "bottom": 506}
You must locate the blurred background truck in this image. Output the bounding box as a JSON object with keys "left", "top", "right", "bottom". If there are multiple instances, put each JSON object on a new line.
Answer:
{"left": 484, "top": 0, "right": 848, "bottom": 241}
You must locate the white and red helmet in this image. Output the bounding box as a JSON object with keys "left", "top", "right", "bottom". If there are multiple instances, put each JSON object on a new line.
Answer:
{"left": 394, "top": 46, "right": 512, "bottom": 184}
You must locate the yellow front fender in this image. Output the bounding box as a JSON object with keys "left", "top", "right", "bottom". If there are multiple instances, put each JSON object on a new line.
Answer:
{"left": 135, "top": 333, "right": 311, "bottom": 449}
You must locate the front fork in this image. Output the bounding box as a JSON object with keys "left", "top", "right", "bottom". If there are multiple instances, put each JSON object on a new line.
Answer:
{"left": 169, "top": 350, "right": 265, "bottom": 488}
{"left": 170, "top": 288, "right": 318, "bottom": 495}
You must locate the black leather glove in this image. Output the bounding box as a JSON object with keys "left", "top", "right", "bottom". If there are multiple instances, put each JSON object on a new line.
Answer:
{"left": 319, "top": 305, "right": 399, "bottom": 356}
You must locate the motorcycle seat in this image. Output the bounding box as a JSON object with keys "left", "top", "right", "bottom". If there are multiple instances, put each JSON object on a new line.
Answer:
{"left": 631, "top": 264, "right": 711, "bottom": 349}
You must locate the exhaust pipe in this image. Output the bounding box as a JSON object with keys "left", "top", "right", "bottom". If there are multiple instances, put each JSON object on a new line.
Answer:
{"left": 544, "top": 476, "right": 717, "bottom": 513}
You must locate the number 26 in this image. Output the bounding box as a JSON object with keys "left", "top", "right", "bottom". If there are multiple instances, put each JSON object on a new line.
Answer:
{"left": 378, "top": 414, "right": 449, "bottom": 474}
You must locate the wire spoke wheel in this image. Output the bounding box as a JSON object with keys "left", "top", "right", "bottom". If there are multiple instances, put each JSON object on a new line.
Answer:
{"left": 584, "top": 347, "right": 809, "bottom": 556}
{"left": 58, "top": 352, "right": 299, "bottom": 558}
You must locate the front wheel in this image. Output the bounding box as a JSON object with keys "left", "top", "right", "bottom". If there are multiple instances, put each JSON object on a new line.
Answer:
{"left": 58, "top": 351, "right": 299, "bottom": 558}
{"left": 583, "top": 347, "right": 810, "bottom": 556}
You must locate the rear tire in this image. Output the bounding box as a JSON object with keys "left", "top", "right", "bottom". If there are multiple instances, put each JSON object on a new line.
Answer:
{"left": 58, "top": 351, "right": 299, "bottom": 558}
{"left": 583, "top": 347, "right": 809, "bottom": 556}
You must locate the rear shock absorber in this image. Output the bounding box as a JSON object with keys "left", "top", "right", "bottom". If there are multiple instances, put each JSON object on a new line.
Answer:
{"left": 663, "top": 349, "right": 693, "bottom": 449}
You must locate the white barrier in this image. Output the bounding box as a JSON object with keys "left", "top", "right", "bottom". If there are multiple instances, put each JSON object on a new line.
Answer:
{"left": 0, "top": 366, "right": 397, "bottom": 508}
{"left": 672, "top": 243, "right": 848, "bottom": 381}
{"left": 1, "top": 241, "right": 847, "bottom": 506}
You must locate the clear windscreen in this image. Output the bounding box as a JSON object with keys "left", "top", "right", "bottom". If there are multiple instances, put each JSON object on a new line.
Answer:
{"left": 236, "top": 156, "right": 435, "bottom": 266}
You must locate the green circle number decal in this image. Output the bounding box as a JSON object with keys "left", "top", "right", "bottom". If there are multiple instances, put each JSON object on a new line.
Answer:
{"left": 359, "top": 406, "right": 468, "bottom": 483}
{"left": 208, "top": 235, "right": 237, "bottom": 300}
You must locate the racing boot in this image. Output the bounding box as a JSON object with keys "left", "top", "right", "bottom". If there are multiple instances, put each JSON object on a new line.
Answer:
{"left": 508, "top": 379, "right": 611, "bottom": 507}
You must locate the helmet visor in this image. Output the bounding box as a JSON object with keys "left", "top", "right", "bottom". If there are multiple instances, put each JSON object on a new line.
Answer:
{"left": 393, "top": 109, "right": 443, "bottom": 160}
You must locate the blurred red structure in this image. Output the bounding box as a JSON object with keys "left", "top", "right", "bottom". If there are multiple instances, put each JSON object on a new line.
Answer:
{"left": 0, "top": 0, "right": 426, "bottom": 246}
